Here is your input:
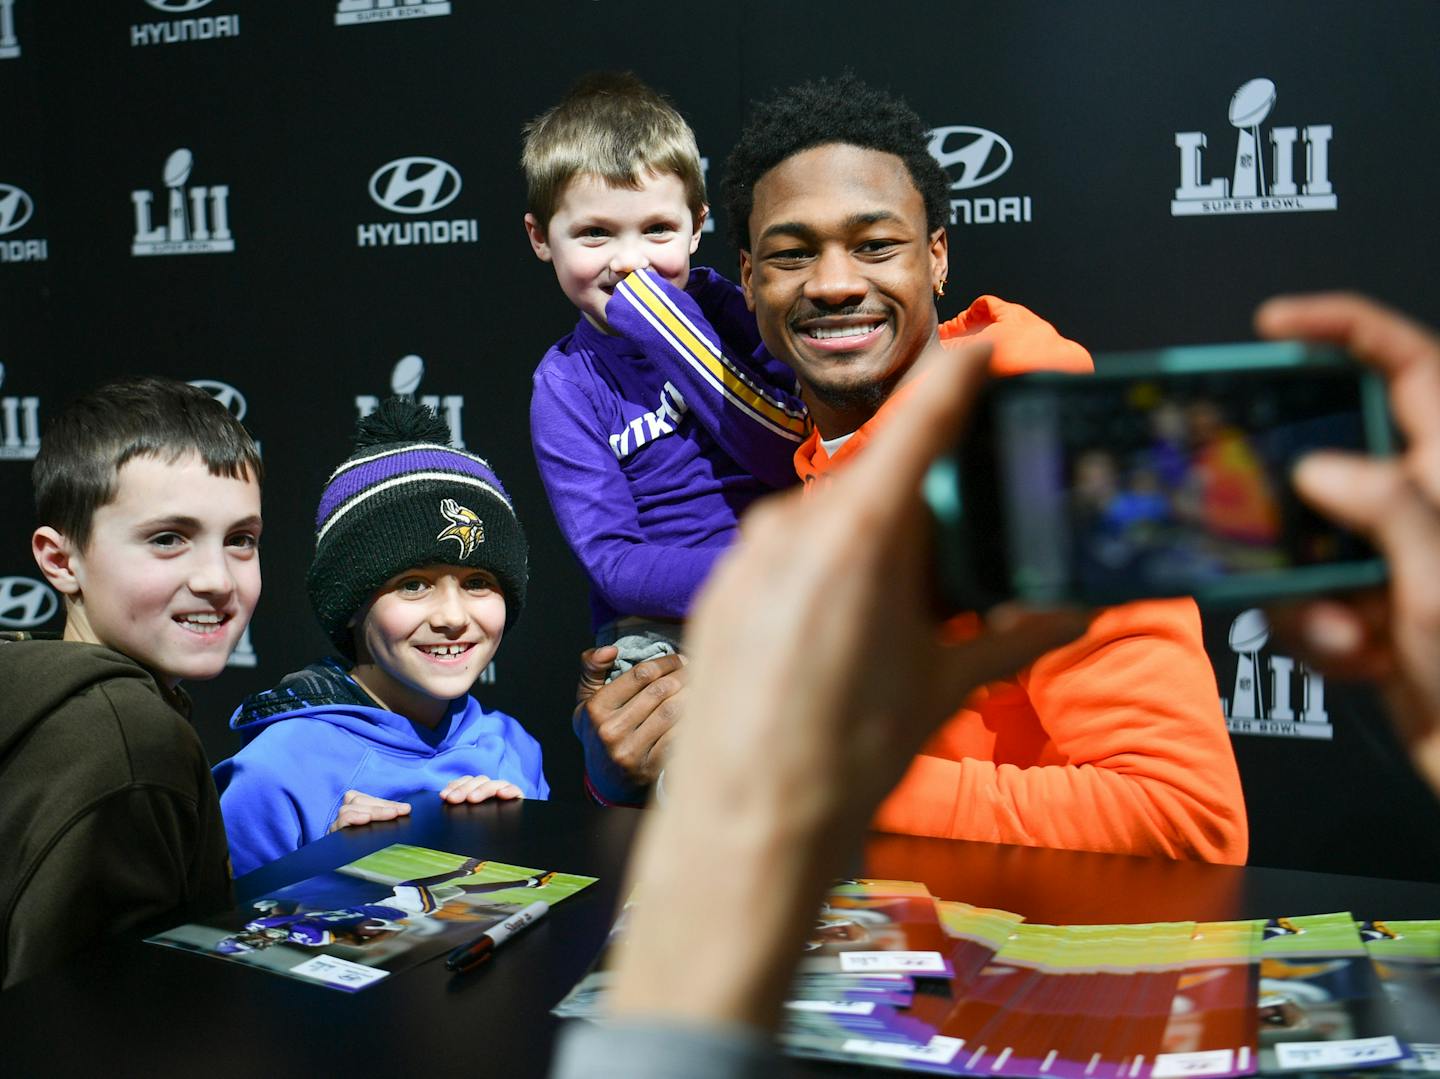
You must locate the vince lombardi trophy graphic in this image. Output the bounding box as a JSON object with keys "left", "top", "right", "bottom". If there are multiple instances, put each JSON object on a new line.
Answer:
{"left": 391, "top": 354, "right": 425, "bottom": 398}
{"left": 164, "top": 149, "right": 193, "bottom": 243}
{"left": 1227, "top": 608, "right": 1270, "bottom": 719}
{"left": 1228, "top": 78, "right": 1275, "bottom": 199}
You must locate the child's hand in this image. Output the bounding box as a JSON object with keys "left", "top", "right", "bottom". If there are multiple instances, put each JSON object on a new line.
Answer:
{"left": 440, "top": 775, "right": 525, "bottom": 804}
{"left": 328, "top": 789, "right": 412, "bottom": 832}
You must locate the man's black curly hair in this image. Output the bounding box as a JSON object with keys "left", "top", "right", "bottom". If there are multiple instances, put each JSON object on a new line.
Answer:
{"left": 722, "top": 73, "right": 950, "bottom": 251}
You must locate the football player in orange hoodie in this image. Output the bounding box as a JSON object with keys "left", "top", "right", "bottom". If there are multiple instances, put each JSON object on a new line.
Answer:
{"left": 720, "top": 74, "right": 1247, "bottom": 865}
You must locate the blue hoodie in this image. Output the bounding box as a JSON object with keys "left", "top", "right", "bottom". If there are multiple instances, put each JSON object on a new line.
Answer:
{"left": 214, "top": 658, "right": 548, "bottom": 877}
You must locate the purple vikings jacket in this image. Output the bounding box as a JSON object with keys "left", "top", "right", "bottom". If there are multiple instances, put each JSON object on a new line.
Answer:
{"left": 530, "top": 267, "right": 807, "bottom": 628}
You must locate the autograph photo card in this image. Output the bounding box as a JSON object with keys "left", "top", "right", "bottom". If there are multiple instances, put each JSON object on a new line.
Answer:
{"left": 150, "top": 844, "right": 595, "bottom": 991}
{"left": 797, "top": 880, "right": 961, "bottom": 979}
{"left": 1256, "top": 912, "right": 1409, "bottom": 1073}
{"left": 1360, "top": 919, "right": 1440, "bottom": 1072}
{"left": 1155, "top": 920, "right": 1263, "bottom": 1079}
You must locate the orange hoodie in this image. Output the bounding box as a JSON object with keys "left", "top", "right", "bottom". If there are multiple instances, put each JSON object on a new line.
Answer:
{"left": 794, "top": 296, "right": 1248, "bottom": 865}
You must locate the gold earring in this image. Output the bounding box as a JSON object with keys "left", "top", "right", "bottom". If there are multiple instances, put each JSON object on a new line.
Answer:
{"left": 934, "top": 278, "right": 947, "bottom": 299}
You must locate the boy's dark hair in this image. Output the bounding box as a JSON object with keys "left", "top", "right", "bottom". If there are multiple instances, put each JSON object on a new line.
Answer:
{"left": 722, "top": 73, "right": 950, "bottom": 251}
{"left": 33, "top": 375, "right": 264, "bottom": 549}
{"left": 521, "top": 71, "right": 707, "bottom": 236}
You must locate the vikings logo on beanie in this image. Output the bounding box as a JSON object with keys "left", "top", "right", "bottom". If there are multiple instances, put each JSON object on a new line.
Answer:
{"left": 307, "top": 398, "right": 529, "bottom": 657}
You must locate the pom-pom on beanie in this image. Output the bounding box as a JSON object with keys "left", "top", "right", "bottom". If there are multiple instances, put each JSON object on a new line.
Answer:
{"left": 307, "top": 398, "right": 528, "bottom": 656}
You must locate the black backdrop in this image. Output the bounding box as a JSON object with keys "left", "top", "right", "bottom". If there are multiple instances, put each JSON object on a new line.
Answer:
{"left": 5, "top": 0, "right": 1439, "bottom": 879}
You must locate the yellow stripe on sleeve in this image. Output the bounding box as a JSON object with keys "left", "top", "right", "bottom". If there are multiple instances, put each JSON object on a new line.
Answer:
{"left": 623, "top": 271, "right": 808, "bottom": 437}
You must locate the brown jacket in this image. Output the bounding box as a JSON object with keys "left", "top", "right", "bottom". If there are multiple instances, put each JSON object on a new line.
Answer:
{"left": 0, "top": 635, "right": 231, "bottom": 989}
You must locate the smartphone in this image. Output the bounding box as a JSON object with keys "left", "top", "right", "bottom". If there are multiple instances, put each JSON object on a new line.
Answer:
{"left": 926, "top": 341, "right": 1394, "bottom": 610}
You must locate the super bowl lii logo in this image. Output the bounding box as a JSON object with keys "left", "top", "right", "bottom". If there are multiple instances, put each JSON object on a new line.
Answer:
{"left": 335, "top": 0, "right": 451, "bottom": 26}
{"left": 355, "top": 354, "right": 466, "bottom": 448}
{"left": 0, "top": 361, "right": 41, "bottom": 461}
{"left": 1172, "top": 78, "right": 1335, "bottom": 217}
{"left": 132, "top": 149, "right": 234, "bottom": 257}
{"left": 1222, "top": 608, "right": 1331, "bottom": 740}
{"left": 0, "top": 0, "right": 20, "bottom": 59}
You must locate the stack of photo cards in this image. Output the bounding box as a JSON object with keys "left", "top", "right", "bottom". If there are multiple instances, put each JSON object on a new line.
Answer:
{"left": 782, "top": 881, "right": 986, "bottom": 1061}
{"left": 931, "top": 920, "right": 1200, "bottom": 1078}
{"left": 1257, "top": 913, "right": 1412, "bottom": 1073}
{"left": 1360, "top": 919, "right": 1440, "bottom": 1072}
{"left": 1159, "top": 920, "right": 1265, "bottom": 1076}
{"left": 555, "top": 883, "right": 1440, "bottom": 1077}
{"left": 148, "top": 843, "right": 596, "bottom": 992}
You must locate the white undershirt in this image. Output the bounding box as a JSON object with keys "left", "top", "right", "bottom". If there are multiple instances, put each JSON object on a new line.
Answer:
{"left": 819, "top": 431, "right": 855, "bottom": 457}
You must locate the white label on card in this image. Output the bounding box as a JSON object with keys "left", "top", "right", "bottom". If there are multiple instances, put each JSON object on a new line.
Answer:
{"left": 1274, "top": 1037, "right": 1403, "bottom": 1070}
{"left": 784, "top": 999, "right": 876, "bottom": 1016}
{"left": 839, "top": 950, "right": 946, "bottom": 973}
{"left": 1409, "top": 1045, "right": 1440, "bottom": 1071}
{"left": 841, "top": 1035, "right": 965, "bottom": 1065}
{"left": 1152, "top": 1049, "right": 1236, "bottom": 1078}
{"left": 291, "top": 954, "right": 389, "bottom": 989}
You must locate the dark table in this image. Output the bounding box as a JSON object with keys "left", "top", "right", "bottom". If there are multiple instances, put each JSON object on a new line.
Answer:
{"left": 5, "top": 797, "right": 1440, "bottom": 1078}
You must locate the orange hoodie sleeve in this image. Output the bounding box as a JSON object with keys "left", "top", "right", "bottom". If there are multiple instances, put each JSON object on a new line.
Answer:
{"left": 938, "top": 295, "right": 1093, "bottom": 375}
{"left": 873, "top": 597, "right": 1248, "bottom": 865}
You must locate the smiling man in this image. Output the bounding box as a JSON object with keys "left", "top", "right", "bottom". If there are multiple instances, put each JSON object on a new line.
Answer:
{"left": 721, "top": 75, "right": 1248, "bottom": 864}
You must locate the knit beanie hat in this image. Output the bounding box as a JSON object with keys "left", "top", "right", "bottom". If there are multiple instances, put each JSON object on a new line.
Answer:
{"left": 307, "top": 398, "right": 528, "bottom": 657}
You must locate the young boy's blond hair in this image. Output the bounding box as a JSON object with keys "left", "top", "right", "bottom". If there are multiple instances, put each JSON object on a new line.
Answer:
{"left": 521, "top": 71, "right": 707, "bottom": 236}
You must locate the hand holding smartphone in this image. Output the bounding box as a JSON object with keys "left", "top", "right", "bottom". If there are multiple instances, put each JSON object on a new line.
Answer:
{"left": 927, "top": 341, "right": 1393, "bottom": 610}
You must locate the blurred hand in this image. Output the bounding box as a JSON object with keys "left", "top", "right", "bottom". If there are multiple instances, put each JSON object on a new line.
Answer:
{"left": 673, "top": 338, "right": 1090, "bottom": 835}
{"left": 612, "top": 339, "right": 1089, "bottom": 1029}
{"left": 1257, "top": 292, "right": 1440, "bottom": 791}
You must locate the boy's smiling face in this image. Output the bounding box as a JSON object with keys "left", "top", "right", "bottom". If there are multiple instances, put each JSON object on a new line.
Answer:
{"left": 349, "top": 565, "right": 506, "bottom": 729}
{"left": 54, "top": 453, "right": 262, "bottom": 688}
{"left": 526, "top": 170, "right": 705, "bottom": 334}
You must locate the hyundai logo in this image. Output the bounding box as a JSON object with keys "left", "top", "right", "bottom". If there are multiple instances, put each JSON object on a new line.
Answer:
{"left": 0, "top": 577, "right": 59, "bottom": 629}
{"left": 144, "top": 0, "right": 215, "bottom": 12}
{"left": 0, "top": 184, "right": 34, "bottom": 235}
{"left": 368, "top": 157, "right": 462, "bottom": 215}
{"left": 927, "top": 126, "right": 1014, "bottom": 191}
{"left": 188, "top": 379, "right": 248, "bottom": 421}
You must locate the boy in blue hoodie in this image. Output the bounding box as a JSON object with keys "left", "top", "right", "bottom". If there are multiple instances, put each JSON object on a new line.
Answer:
{"left": 214, "top": 399, "right": 548, "bottom": 877}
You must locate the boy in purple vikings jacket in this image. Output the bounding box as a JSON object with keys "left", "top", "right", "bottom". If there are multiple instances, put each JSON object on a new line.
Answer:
{"left": 522, "top": 74, "right": 807, "bottom": 803}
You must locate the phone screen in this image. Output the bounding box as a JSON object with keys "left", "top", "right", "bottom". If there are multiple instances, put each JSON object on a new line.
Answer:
{"left": 947, "top": 345, "right": 1391, "bottom": 607}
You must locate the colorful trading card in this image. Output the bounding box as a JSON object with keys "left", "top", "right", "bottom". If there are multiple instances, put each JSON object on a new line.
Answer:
{"left": 798, "top": 880, "right": 960, "bottom": 979}
{"left": 150, "top": 844, "right": 595, "bottom": 991}
{"left": 1089, "top": 923, "right": 1195, "bottom": 1079}
{"left": 937, "top": 899, "right": 1027, "bottom": 994}
{"left": 1256, "top": 912, "right": 1410, "bottom": 1072}
{"left": 1360, "top": 919, "right": 1440, "bottom": 1073}
{"left": 784, "top": 882, "right": 963, "bottom": 1058}
{"left": 937, "top": 921, "right": 1066, "bottom": 1071}
{"left": 1153, "top": 920, "right": 1264, "bottom": 1079}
